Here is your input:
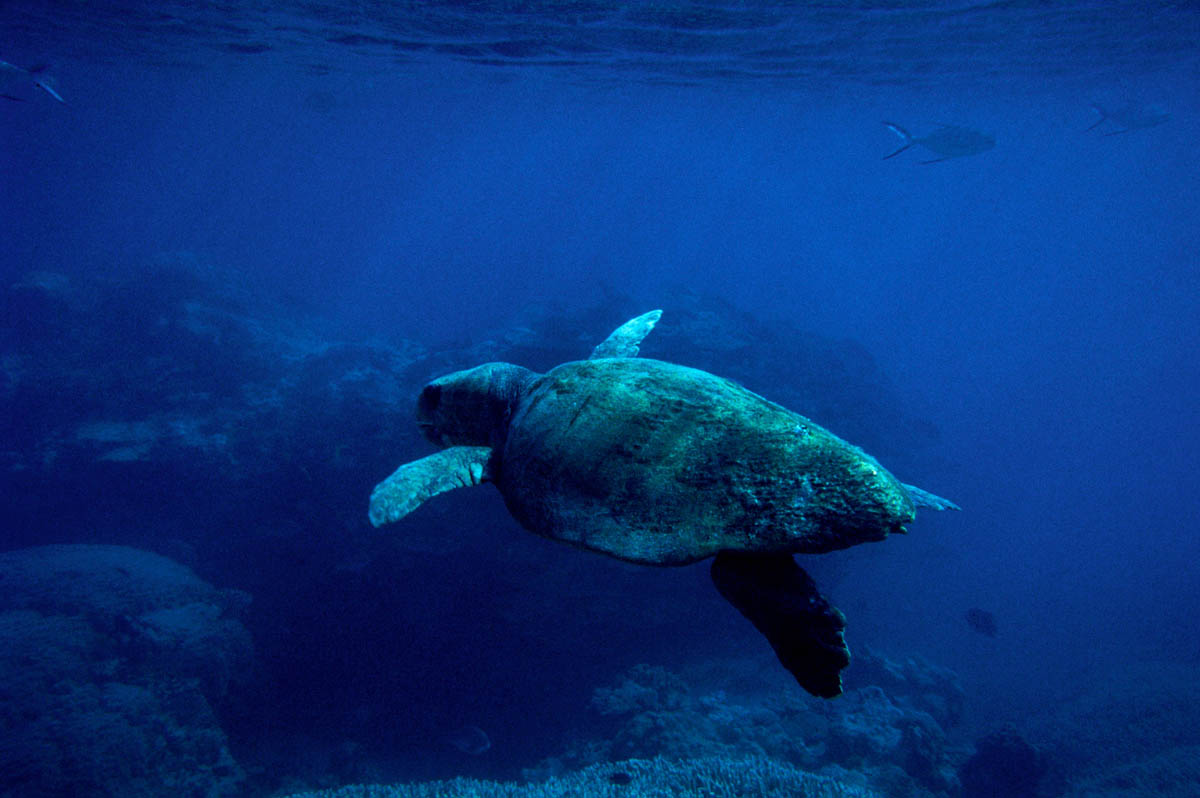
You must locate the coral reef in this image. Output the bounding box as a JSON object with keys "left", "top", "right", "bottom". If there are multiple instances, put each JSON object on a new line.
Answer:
{"left": 283, "top": 756, "right": 880, "bottom": 798}
{"left": 1060, "top": 744, "right": 1200, "bottom": 798}
{"left": 845, "top": 647, "right": 964, "bottom": 731}
{"left": 541, "top": 655, "right": 962, "bottom": 798}
{"left": 1024, "top": 660, "right": 1200, "bottom": 798}
{"left": 958, "top": 724, "right": 1044, "bottom": 798}
{"left": 0, "top": 545, "right": 252, "bottom": 797}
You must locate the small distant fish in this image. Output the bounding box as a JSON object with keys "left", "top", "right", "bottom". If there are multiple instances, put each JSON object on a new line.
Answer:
{"left": 1086, "top": 103, "right": 1169, "bottom": 135}
{"left": 608, "top": 771, "right": 634, "bottom": 785}
{"left": 446, "top": 724, "right": 491, "bottom": 755}
{"left": 966, "top": 607, "right": 998, "bottom": 638}
{"left": 0, "top": 59, "right": 65, "bottom": 103}
{"left": 882, "top": 122, "right": 995, "bottom": 163}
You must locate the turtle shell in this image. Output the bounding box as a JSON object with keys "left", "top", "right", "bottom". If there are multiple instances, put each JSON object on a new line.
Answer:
{"left": 497, "top": 358, "right": 915, "bottom": 565}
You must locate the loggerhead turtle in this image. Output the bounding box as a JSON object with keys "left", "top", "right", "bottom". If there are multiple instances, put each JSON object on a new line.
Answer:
{"left": 369, "top": 310, "right": 957, "bottom": 697}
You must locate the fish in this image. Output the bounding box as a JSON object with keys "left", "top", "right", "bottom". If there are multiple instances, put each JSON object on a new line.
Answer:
{"left": 1086, "top": 102, "right": 1169, "bottom": 135}
{"left": 882, "top": 122, "right": 995, "bottom": 163}
{"left": 445, "top": 724, "right": 491, "bottom": 755}
{"left": 0, "top": 60, "right": 65, "bottom": 103}
{"left": 966, "top": 607, "right": 998, "bottom": 638}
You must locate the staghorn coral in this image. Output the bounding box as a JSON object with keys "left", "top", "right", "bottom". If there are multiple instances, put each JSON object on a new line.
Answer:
{"left": 283, "top": 756, "right": 880, "bottom": 798}
{"left": 546, "top": 661, "right": 961, "bottom": 797}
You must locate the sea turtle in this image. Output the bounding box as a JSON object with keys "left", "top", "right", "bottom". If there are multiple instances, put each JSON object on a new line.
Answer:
{"left": 369, "top": 310, "right": 957, "bottom": 697}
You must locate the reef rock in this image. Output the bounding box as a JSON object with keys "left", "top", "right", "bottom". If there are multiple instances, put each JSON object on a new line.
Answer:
{"left": 845, "top": 647, "right": 965, "bottom": 731}
{"left": 0, "top": 544, "right": 252, "bottom": 797}
{"left": 959, "top": 724, "right": 1044, "bottom": 798}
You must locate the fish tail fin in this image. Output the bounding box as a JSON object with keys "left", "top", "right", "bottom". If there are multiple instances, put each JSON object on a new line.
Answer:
{"left": 34, "top": 77, "right": 64, "bottom": 103}
{"left": 1085, "top": 103, "right": 1108, "bottom": 131}
{"left": 19, "top": 64, "right": 65, "bottom": 102}
{"left": 881, "top": 121, "right": 915, "bottom": 160}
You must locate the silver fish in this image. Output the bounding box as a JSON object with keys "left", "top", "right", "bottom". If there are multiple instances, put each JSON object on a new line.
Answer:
{"left": 882, "top": 122, "right": 995, "bottom": 163}
{"left": 0, "top": 60, "right": 65, "bottom": 103}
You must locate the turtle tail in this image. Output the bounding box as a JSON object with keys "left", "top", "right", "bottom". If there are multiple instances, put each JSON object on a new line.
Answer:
{"left": 902, "top": 483, "right": 960, "bottom": 512}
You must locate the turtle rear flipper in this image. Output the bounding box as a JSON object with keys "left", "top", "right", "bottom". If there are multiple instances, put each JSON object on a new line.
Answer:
{"left": 711, "top": 552, "right": 849, "bottom": 698}
{"left": 369, "top": 446, "right": 493, "bottom": 527}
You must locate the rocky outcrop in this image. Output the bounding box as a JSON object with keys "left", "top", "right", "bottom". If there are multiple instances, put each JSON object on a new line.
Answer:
{"left": 0, "top": 544, "right": 253, "bottom": 797}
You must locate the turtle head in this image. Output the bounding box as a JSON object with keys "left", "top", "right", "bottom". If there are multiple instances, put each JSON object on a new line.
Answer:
{"left": 416, "top": 362, "right": 537, "bottom": 448}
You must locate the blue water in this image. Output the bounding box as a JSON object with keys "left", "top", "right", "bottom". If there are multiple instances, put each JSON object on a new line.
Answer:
{"left": 2, "top": 2, "right": 1199, "bottom": 796}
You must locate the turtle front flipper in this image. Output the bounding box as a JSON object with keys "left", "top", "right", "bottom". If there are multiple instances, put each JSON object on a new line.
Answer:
{"left": 710, "top": 552, "right": 850, "bottom": 698}
{"left": 369, "top": 446, "right": 493, "bottom": 527}
{"left": 589, "top": 309, "right": 662, "bottom": 359}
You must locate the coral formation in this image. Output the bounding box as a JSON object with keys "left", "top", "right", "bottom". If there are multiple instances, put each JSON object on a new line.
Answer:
{"left": 539, "top": 656, "right": 962, "bottom": 798}
{"left": 1060, "top": 744, "right": 1200, "bottom": 798}
{"left": 0, "top": 545, "right": 252, "bottom": 797}
{"left": 845, "top": 647, "right": 965, "bottom": 730}
{"left": 1024, "top": 660, "right": 1200, "bottom": 797}
{"left": 283, "top": 756, "right": 880, "bottom": 797}
{"left": 959, "top": 724, "right": 1044, "bottom": 798}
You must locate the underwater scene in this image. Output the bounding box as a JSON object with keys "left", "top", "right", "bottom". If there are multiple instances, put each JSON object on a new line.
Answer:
{"left": 2, "top": 2, "right": 1198, "bottom": 796}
